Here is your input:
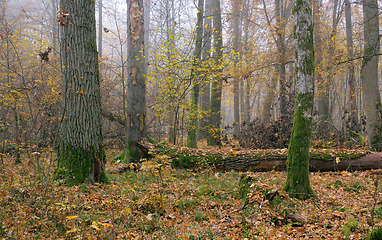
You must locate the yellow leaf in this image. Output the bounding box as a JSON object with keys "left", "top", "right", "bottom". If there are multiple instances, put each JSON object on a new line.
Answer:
{"left": 66, "top": 215, "right": 78, "bottom": 220}
{"left": 66, "top": 228, "right": 78, "bottom": 234}
{"left": 232, "top": 150, "right": 238, "bottom": 155}
{"left": 91, "top": 221, "right": 100, "bottom": 231}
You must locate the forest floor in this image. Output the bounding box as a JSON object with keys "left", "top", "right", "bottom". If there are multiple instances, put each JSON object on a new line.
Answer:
{"left": 1, "top": 148, "right": 382, "bottom": 239}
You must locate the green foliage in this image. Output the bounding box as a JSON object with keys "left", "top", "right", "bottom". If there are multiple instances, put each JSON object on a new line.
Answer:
{"left": 239, "top": 174, "right": 254, "bottom": 201}
{"left": 111, "top": 149, "right": 128, "bottom": 164}
{"left": 344, "top": 181, "right": 365, "bottom": 193}
{"left": 171, "top": 156, "right": 195, "bottom": 168}
{"left": 342, "top": 216, "right": 358, "bottom": 239}
{"left": 366, "top": 228, "right": 382, "bottom": 240}
{"left": 194, "top": 211, "right": 208, "bottom": 222}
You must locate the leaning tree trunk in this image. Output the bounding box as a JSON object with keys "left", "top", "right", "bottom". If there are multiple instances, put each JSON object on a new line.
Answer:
{"left": 208, "top": 0, "right": 223, "bottom": 146}
{"left": 126, "top": 0, "right": 147, "bottom": 161}
{"left": 284, "top": 0, "right": 315, "bottom": 200}
{"left": 56, "top": 0, "right": 108, "bottom": 186}
{"left": 361, "top": 0, "right": 381, "bottom": 150}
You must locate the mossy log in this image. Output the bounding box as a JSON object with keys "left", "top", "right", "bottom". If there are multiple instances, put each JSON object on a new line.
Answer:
{"left": 147, "top": 142, "right": 381, "bottom": 172}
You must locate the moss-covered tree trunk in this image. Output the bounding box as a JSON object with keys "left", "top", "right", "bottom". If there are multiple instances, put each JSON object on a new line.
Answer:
{"left": 361, "top": 0, "right": 381, "bottom": 150}
{"left": 187, "top": 0, "right": 204, "bottom": 148}
{"left": 284, "top": 0, "right": 315, "bottom": 200}
{"left": 56, "top": 0, "right": 108, "bottom": 186}
{"left": 208, "top": 0, "right": 223, "bottom": 146}
{"left": 126, "top": 0, "right": 147, "bottom": 161}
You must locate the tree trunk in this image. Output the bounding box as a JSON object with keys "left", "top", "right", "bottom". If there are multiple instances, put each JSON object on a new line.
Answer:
{"left": 232, "top": 0, "right": 240, "bottom": 138}
{"left": 56, "top": 0, "right": 108, "bottom": 186}
{"left": 275, "top": 0, "right": 289, "bottom": 116}
{"left": 361, "top": 0, "right": 381, "bottom": 150}
{"left": 143, "top": 0, "right": 151, "bottom": 64}
{"left": 345, "top": 0, "right": 358, "bottom": 132}
{"left": 262, "top": 71, "right": 277, "bottom": 125}
{"left": 208, "top": 0, "right": 223, "bottom": 146}
{"left": 313, "top": 0, "right": 328, "bottom": 136}
{"left": 187, "top": 0, "right": 204, "bottom": 148}
{"left": 199, "top": 0, "right": 212, "bottom": 139}
{"left": 126, "top": 0, "right": 147, "bottom": 160}
{"left": 284, "top": 0, "right": 315, "bottom": 199}
{"left": 51, "top": 0, "right": 58, "bottom": 56}
{"left": 98, "top": 0, "right": 102, "bottom": 58}
{"left": 225, "top": 153, "right": 382, "bottom": 172}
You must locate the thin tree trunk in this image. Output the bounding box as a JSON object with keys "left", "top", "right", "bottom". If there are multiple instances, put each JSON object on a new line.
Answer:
{"left": 275, "top": 0, "right": 288, "bottom": 116}
{"left": 56, "top": 0, "right": 107, "bottom": 186}
{"left": 52, "top": 0, "right": 58, "bottom": 56}
{"left": 232, "top": 0, "right": 240, "bottom": 138}
{"left": 361, "top": 0, "right": 381, "bottom": 150}
{"left": 98, "top": 0, "right": 102, "bottom": 58}
{"left": 262, "top": 72, "right": 277, "bottom": 125}
{"left": 344, "top": 0, "right": 358, "bottom": 132}
{"left": 285, "top": 0, "right": 315, "bottom": 199}
{"left": 199, "top": 0, "right": 212, "bottom": 139}
{"left": 144, "top": 0, "right": 151, "bottom": 65}
{"left": 208, "top": 0, "right": 223, "bottom": 146}
{"left": 187, "top": 0, "right": 204, "bottom": 148}
{"left": 313, "top": 0, "right": 328, "bottom": 136}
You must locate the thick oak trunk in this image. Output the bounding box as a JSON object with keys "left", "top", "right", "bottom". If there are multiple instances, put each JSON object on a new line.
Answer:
{"left": 56, "top": 0, "right": 107, "bottom": 186}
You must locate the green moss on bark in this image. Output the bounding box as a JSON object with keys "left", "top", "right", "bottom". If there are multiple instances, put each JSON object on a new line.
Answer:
{"left": 55, "top": 144, "right": 109, "bottom": 186}
{"left": 127, "top": 141, "right": 142, "bottom": 162}
{"left": 285, "top": 93, "right": 316, "bottom": 200}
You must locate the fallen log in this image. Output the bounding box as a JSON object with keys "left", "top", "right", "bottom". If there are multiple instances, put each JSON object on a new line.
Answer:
{"left": 224, "top": 153, "right": 382, "bottom": 172}
{"left": 123, "top": 142, "right": 379, "bottom": 172}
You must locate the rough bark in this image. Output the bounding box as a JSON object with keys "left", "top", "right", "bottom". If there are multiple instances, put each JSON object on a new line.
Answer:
{"left": 126, "top": 0, "right": 147, "bottom": 161}
{"left": 344, "top": 0, "right": 358, "bottom": 132}
{"left": 284, "top": 0, "right": 316, "bottom": 199}
{"left": 56, "top": 0, "right": 108, "bottom": 186}
{"left": 361, "top": 0, "right": 381, "bottom": 150}
{"left": 208, "top": 0, "right": 223, "bottom": 146}
{"left": 187, "top": 0, "right": 204, "bottom": 148}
